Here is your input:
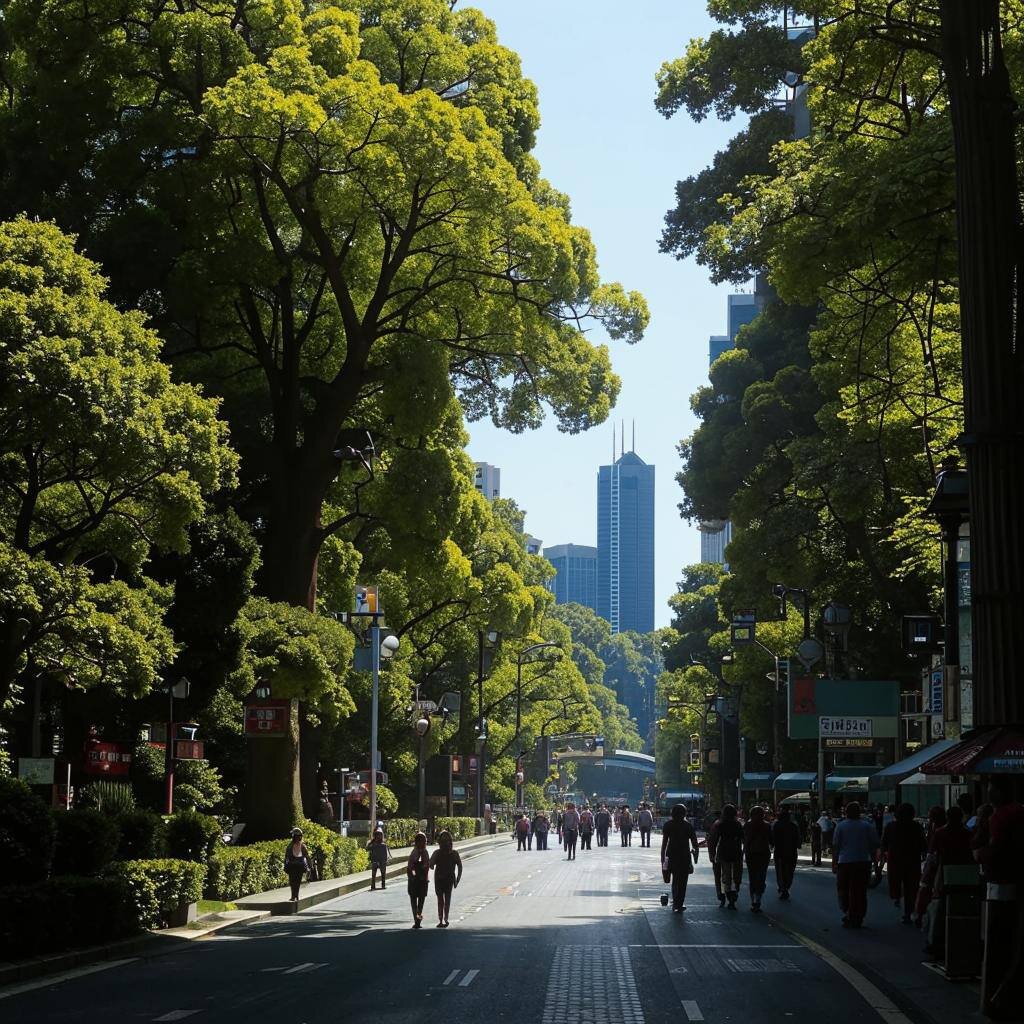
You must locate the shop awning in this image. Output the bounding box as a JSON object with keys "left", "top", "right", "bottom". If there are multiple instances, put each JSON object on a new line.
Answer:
{"left": 826, "top": 774, "right": 869, "bottom": 793}
{"left": 773, "top": 771, "right": 817, "bottom": 792}
{"left": 869, "top": 739, "right": 958, "bottom": 789}
{"left": 740, "top": 772, "right": 776, "bottom": 792}
{"left": 920, "top": 725, "right": 1024, "bottom": 776}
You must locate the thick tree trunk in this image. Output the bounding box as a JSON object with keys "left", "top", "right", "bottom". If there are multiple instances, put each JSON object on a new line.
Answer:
{"left": 939, "top": 1, "right": 1024, "bottom": 725}
{"left": 245, "top": 698, "right": 302, "bottom": 840}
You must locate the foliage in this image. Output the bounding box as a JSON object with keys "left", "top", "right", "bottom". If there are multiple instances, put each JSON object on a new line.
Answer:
{"left": 115, "top": 810, "right": 165, "bottom": 862}
{"left": 0, "top": 776, "right": 54, "bottom": 883}
{"left": 164, "top": 811, "right": 222, "bottom": 864}
{"left": 170, "top": 760, "right": 228, "bottom": 816}
{"left": 109, "top": 858, "right": 206, "bottom": 929}
{"left": 51, "top": 809, "right": 121, "bottom": 877}
{"left": 434, "top": 817, "right": 478, "bottom": 840}
{"left": 360, "top": 784, "right": 399, "bottom": 815}
{"left": 0, "top": 875, "right": 139, "bottom": 961}
{"left": 78, "top": 781, "right": 136, "bottom": 817}
{"left": 379, "top": 818, "right": 421, "bottom": 848}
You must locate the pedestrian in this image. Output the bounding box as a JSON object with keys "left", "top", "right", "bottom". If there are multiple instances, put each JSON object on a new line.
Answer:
{"left": 880, "top": 802, "right": 926, "bottom": 923}
{"left": 772, "top": 807, "right": 801, "bottom": 900}
{"left": 556, "top": 808, "right": 564, "bottom": 847}
{"left": 532, "top": 810, "right": 547, "bottom": 851}
{"left": 832, "top": 801, "right": 879, "bottom": 928}
{"left": 613, "top": 807, "right": 621, "bottom": 834}
{"left": 638, "top": 803, "right": 654, "bottom": 847}
{"left": 515, "top": 813, "right": 530, "bottom": 851}
{"left": 912, "top": 806, "right": 948, "bottom": 925}
{"left": 661, "top": 804, "right": 699, "bottom": 912}
{"left": 817, "top": 809, "right": 835, "bottom": 854}
{"left": 562, "top": 801, "right": 580, "bottom": 860}
{"left": 810, "top": 815, "right": 823, "bottom": 866}
{"left": 429, "top": 829, "right": 462, "bottom": 928}
{"left": 579, "top": 804, "right": 595, "bottom": 851}
{"left": 796, "top": 808, "right": 809, "bottom": 846}
{"left": 923, "top": 805, "right": 974, "bottom": 959}
{"left": 368, "top": 828, "right": 390, "bottom": 890}
{"left": 620, "top": 805, "right": 633, "bottom": 847}
{"left": 596, "top": 804, "right": 611, "bottom": 847}
{"left": 407, "top": 831, "right": 430, "bottom": 929}
{"left": 284, "top": 827, "right": 313, "bottom": 902}
{"left": 715, "top": 804, "right": 745, "bottom": 909}
{"left": 743, "top": 805, "right": 773, "bottom": 912}
{"left": 705, "top": 809, "right": 725, "bottom": 904}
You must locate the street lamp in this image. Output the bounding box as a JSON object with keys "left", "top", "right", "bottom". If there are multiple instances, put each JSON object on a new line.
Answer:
{"left": 476, "top": 629, "right": 500, "bottom": 820}
{"left": 515, "top": 643, "right": 564, "bottom": 738}
{"left": 369, "top": 628, "right": 400, "bottom": 833}
{"left": 413, "top": 714, "right": 431, "bottom": 821}
{"left": 336, "top": 767, "right": 350, "bottom": 835}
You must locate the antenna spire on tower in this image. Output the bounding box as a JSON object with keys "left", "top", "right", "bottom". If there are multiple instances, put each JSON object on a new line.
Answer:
{"left": 632, "top": 420, "right": 636, "bottom": 453}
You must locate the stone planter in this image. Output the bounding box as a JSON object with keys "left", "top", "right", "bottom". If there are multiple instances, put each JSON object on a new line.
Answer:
{"left": 166, "top": 902, "right": 198, "bottom": 928}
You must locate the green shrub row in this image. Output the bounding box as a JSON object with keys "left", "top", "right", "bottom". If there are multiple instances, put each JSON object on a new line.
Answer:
{"left": 380, "top": 818, "right": 420, "bottom": 848}
{"left": 435, "top": 817, "right": 478, "bottom": 840}
{"left": 108, "top": 859, "right": 206, "bottom": 930}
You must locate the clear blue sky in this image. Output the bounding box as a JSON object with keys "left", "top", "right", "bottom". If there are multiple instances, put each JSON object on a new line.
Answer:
{"left": 467, "top": 2, "right": 742, "bottom": 627}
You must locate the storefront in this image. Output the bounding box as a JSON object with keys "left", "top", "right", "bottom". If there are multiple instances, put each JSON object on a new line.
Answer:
{"left": 868, "top": 738, "right": 958, "bottom": 811}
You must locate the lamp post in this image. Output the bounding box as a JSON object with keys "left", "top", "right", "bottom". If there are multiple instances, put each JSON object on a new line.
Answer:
{"left": 336, "top": 767, "right": 350, "bottom": 835}
{"left": 476, "top": 630, "right": 499, "bottom": 820}
{"left": 163, "top": 676, "right": 190, "bottom": 815}
{"left": 515, "top": 643, "right": 564, "bottom": 738}
{"left": 370, "top": 629, "right": 400, "bottom": 833}
{"left": 414, "top": 714, "right": 430, "bottom": 821}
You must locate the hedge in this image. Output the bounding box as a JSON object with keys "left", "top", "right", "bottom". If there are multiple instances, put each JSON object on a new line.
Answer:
{"left": 380, "top": 818, "right": 420, "bottom": 848}
{"left": 0, "top": 777, "right": 55, "bottom": 883}
{"left": 52, "top": 809, "right": 121, "bottom": 876}
{"left": 164, "top": 811, "right": 222, "bottom": 863}
{"left": 0, "top": 876, "right": 139, "bottom": 960}
{"left": 109, "top": 859, "right": 205, "bottom": 929}
{"left": 435, "top": 817, "right": 478, "bottom": 840}
{"left": 116, "top": 810, "right": 165, "bottom": 860}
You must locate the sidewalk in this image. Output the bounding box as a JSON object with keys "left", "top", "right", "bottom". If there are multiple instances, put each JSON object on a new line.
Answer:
{"left": 0, "top": 833, "right": 505, "bottom": 989}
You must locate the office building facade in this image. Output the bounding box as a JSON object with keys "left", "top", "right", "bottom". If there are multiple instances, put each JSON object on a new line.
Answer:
{"left": 545, "top": 544, "right": 598, "bottom": 611}
{"left": 473, "top": 462, "right": 500, "bottom": 500}
{"left": 597, "top": 450, "right": 655, "bottom": 634}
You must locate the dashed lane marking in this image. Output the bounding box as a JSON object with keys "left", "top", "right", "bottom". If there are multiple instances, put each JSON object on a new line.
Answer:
{"left": 628, "top": 944, "right": 803, "bottom": 949}
{"left": 154, "top": 1013, "right": 201, "bottom": 1022}
{"left": 442, "top": 970, "right": 460, "bottom": 986}
{"left": 682, "top": 1001, "right": 704, "bottom": 1021}
{"left": 459, "top": 969, "right": 480, "bottom": 987}
{"left": 724, "top": 958, "right": 801, "bottom": 973}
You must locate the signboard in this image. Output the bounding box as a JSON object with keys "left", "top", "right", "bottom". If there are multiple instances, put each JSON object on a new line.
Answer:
{"left": 84, "top": 740, "right": 132, "bottom": 776}
{"left": 731, "top": 609, "right": 756, "bottom": 646}
{"left": 452, "top": 783, "right": 467, "bottom": 802}
{"left": 824, "top": 738, "right": 873, "bottom": 750}
{"left": 974, "top": 732, "right": 1024, "bottom": 774}
{"left": 244, "top": 699, "right": 291, "bottom": 737}
{"left": 930, "top": 669, "right": 944, "bottom": 715}
{"left": 174, "top": 739, "right": 205, "bottom": 761}
{"left": 17, "top": 757, "right": 55, "bottom": 784}
{"left": 354, "top": 585, "right": 379, "bottom": 614}
{"left": 819, "top": 716, "right": 872, "bottom": 738}
{"left": 789, "top": 679, "right": 899, "bottom": 740}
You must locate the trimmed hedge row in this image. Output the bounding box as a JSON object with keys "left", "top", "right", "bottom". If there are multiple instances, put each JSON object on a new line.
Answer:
{"left": 380, "top": 818, "right": 420, "bottom": 848}
{"left": 109, "top": 859, "right": 205, "bottom": 929}
{"left": 435, "top": 817, "right": 478, "bottom": 840}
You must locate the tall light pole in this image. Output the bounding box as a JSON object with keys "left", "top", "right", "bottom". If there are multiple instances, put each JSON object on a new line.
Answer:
{"left": 515, "top": 643, "right": 563, "bottom": 738}
{"left": 476, "top": 630, "right": 499, "bottom": 820}
{"left": 369, "top": 628, "right": 400, "bottom": 832}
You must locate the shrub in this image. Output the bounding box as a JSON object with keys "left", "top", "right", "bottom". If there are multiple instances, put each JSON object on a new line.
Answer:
{"left": 116, "top": 809, "right": 165, "bottom": 860}
{"left": 435, "top": 817, "right": 478, "bottom": 841}
{"left": 206, "top": 843, "right": 283, "bottom": 901}
{"left": 164, "top": 810, "right": 221, "bottom": 863}
{"left": 0, "top": 876, "right": 139, "bottom": 960}
{"left": 109, "top": 859, "right": 205, "bottom": 929}
{"left": 0, "top": 776, "right": 55, "bottom": 882}
{"left": 298, "top": 819, "right": 367, "bottom": 879}
{"left": 52, "top": 808, "right": 121, "bottom": 876}
{"left": 380, "top": 817, "right": 419, "bottom": 848}
{"left": 79, "top": 780, "right": 136, "bottom": 816}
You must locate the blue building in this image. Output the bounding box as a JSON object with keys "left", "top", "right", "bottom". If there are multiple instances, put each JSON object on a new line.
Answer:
{"left": 597, "top": 450, "right": 655, "bottom": 634}
{"left": 544, "top": 544, "right": 598, "bottom": 611}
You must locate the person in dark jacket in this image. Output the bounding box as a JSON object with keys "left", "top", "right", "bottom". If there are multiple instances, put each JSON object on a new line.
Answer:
{"left": 881, "top": 802, "right": 926, "bottom": 923}
{"left": 660, "top": 804, "right": 700, "bottom": 912}
{"left": 595, "top": 805, "right": 611, "bottom": 847}
{"left": 706, "top": 809, "right": 724, "bottom": 905}
{"left": 743, "top": 805, "right": 774, "bottom": 912}
{"left": 715, "top": 804, "right": 745, "bottom": 909}
{"left": 772, "top": 807, "right": 801, "bottom": 899}
{"left": 284, "top": 827, "right": 313, "bottom": 902}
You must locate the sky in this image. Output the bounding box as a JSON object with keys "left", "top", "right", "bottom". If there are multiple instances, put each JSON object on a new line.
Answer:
{"left": 466, "top": 1, "right": 742, "bottom": 628}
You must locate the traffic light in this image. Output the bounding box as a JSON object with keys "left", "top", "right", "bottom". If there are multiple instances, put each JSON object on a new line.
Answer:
{"left": 689, "top": 751, "right": 701, "bottom": 769}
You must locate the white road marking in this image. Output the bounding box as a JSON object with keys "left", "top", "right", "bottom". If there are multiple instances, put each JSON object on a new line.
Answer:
{"left": 682, "top": 1001, "right": 704, "bottom": 1022}
{"left": 154, "top": 1013, "right": 201, "bottom": 1022}
{"left": 281, "top": 962, "right": 327, "bottom": 975}
{"left": 0, "top": 959, "right": 138, "bottom": 1000}
{"left": 458, "top": 969, "right": 480, "bottom": 987}
{"left": 442, "top": 970, "right": 460, "bottom": 986}
{"left": 629, "top": 944, "right": 803, "bottom": 949}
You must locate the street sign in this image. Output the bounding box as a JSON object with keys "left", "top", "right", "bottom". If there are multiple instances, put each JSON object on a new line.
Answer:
{"left": 731, "top": 609, "right": 756, "bottom": 646}
{"left": 354, "top": 584, "right": 379, "bottom": 614}
{"left": 83, "top": 740, "right": 132, "bottom": 776}
{"left": 824, "top": 738, "right": 873, "bottom": 749}
{"left": 796, "top": 637, "right": 824, "bottom": 669}
{"left": 412, "top": 700, "right": 438, "bottom": 713}
{"left": 17, "top": 757, "right": 55, "bottom": 785}
{"left": 819, "top": 716, "right": 872, "bottom": 738}
{"left": 929, "top": 668, "right": 944, "bottom": 715}
{"left": 174, "top": 739, "right": 205, "bottom": 760}
{"left": 244, "top": 700, "right": 291, "bottom": 737}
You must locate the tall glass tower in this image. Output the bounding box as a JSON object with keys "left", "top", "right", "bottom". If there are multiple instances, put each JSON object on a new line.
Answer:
{"left": 597, "top": 447, "right": 655, "bottom": 633}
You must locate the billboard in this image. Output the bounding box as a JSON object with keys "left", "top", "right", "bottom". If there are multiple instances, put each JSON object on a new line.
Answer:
{"left": 789, "top": 679, "right": 898, "bottom": 740}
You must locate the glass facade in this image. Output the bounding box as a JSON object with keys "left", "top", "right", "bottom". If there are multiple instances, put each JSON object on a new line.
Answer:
{"left": 597, "top": 452, "right": 655, "bottom": 633}
{"left": 545, "top": 544, "right": 598, "bottom": 611}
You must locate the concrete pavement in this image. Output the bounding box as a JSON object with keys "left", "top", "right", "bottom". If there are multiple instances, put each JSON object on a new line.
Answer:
{"left": 0, "top": 837, "right": 985, "bottom": 1023}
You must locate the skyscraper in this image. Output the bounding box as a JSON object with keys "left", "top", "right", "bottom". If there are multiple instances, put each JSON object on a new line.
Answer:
{"left": 473, "top": 462, "right": 501, "bottom": 500}
{"left": 545, "top": 544, "right": 598, "bottom": 611}
{"left": 597, "top": 439, "right": 655, "bottom": 634}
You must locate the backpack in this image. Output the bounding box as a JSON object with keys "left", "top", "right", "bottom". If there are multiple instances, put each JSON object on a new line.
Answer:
{"left": 516, "top": 818, "right": 529, "bottom": 834}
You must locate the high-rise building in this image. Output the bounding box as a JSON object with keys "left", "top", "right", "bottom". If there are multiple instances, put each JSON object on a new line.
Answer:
{"left": 473, "top": 462, "right": 500, "bottom": 500}
{"left": 545, "top": 544, "right": 598, "bottom": 611}
{"left": 597, "top": 445, "right": 655, "bottom": 634}
{"left": 526, "top": 536, "right": 543, "bottom": 556}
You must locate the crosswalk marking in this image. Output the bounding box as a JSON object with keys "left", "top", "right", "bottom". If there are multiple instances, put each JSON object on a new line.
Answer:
{"left": 442, "top": 970, "right": 460, "bottom": 986}
{"left": 682, "top": 1001, "right": 704, "bottom": 1021}
{"left": 459, "top": 969, "right": 480, "bottom": 987}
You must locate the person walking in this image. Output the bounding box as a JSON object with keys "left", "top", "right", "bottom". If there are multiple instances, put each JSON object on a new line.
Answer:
{"left": 796, "top": 808, "right": 809, "bottom": 846}
{"left": 620, "top": 805, "right": 633, "bottom": 847}
{"left": 744, "top": 806, "right": 773, "bottom": 912}
{"left": 579, "top": 805, "right": 595, "bottom": 851}
{"left": 923, "top": 805, "right": 974, "bottom": 959}
{"left": 832, "top": 801, "right": 879, "bottom": 928}
{"left": 515, "top": 813, "right": 530, "bottom": 852}
{"left": 562, "top": 802, "right": 580, "bottom": 860}
{"left": 772, "top": 807, "right": 801, "bottom": 900}
{"left": 817, "top": 809, "right": 835, "bottom": 855}
{"left": 706, "top": 809, "right": 725, "bottom": 905}
{"left": 284, "top": 827, "right": 313, "bottom": 902}
{"left": 638, "top": 803, "right": 654, "bottom": 848}
{"left": 596, "top": 804, "right": 611, "bottom": 847}
{"left": 407, "top": 832, "right": 430, "bottom": 928}
{"left": 715, "top": 804, "right": 745, "bottom": 909}
{"left": 661, "top": 804, "right": 700, "bottom": 912}
{"left": 429, "top": 829, "right": 463, "bottom": 928}
{"left": 368, "top": 828, "right": 390, "bottom": 890}
{"left": 532, "top": 810, "right": 549, "bottom": 851}
{"left": 810, "top": 814, "right": 823, "bottom": 866}
{"left": 880, "top": 802, "right": 926, "bottom": 923}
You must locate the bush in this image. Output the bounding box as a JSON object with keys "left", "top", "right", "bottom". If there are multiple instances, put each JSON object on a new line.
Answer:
{"left": 435, "top": 817, "right": 478, "bottom": 841}
{"left": 0, "top": 776, "right": 55, "bottom": 882}
{"left": 79, "top": 780, "right": 136, "bottom": 816}
{"left": 206, "top": 843, "right": 283, "bottom": 901}
{"left": 109, "top": 859, "right": 205, "bottom": 929}
{"left": 164, "top": 810, "right": 221, "bottom": 863}
{"left": 52, "top": 808, "right": 121, "bottom": 876}
{"left": 298, "top": 819, "right": 367, "bottom": 879}
{"left": 380, "top": 818, "right": 419, "bottom": 848}
{"left": 116, "top": 809, "right": 165, "bottom": 860}
{"left": 0, "top": 876, "right": 139, "bottom": 960}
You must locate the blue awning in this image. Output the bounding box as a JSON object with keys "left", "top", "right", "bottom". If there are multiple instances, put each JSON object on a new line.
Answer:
{"left": 868, "top": 739, "right": 959, "bottom": 788}
{"left": 773, "top": 772, "right": 817, "bottom": 792}
{"left": 740, "top": 772, "right": 776, "bottom": 792}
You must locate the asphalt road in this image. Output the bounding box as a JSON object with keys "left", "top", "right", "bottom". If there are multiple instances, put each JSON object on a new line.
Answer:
{"left": 0, "top": 837, "right": 982, "bottom": 1024}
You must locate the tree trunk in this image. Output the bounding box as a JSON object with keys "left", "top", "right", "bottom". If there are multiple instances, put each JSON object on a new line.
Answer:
{"left": 245, "top": 698, "right": 303, "bottom": 840}
{"left": 939, "top": 1, "right": 1024, "bottom": 725}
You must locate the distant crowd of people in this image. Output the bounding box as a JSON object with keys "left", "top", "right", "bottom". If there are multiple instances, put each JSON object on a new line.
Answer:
{"left": 511, "top": 801, "right": 658, "bottom": 858}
